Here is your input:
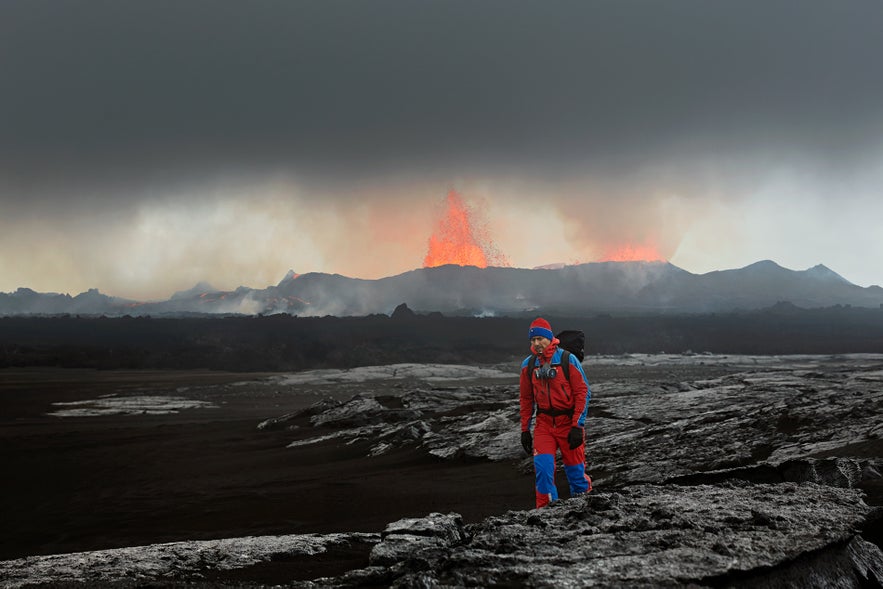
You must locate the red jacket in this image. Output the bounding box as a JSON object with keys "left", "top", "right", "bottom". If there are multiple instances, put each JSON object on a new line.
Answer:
{"left": 519, "top": 342, "right": 590, "bottom": 432}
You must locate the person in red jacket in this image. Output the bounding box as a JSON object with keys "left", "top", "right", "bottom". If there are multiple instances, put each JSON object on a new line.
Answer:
{"left": 519, "top": 317, "right": 592, "bottom": 508}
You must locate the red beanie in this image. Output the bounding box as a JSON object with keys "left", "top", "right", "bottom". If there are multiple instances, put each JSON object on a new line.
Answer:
{"left": 528, "top": 317, "right": 554, "bottom": 340}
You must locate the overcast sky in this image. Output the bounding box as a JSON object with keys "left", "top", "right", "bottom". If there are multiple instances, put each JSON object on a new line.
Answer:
{"left": 2, "top": 0, "right": 882, "bottom": 299}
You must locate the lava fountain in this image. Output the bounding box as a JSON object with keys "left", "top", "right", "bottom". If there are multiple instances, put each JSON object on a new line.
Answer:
{"left": 423, "top": 190, "right": 508, "bottom": 268}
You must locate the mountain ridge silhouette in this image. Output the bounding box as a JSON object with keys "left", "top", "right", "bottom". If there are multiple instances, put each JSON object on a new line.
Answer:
{"left": 3, "top": 260, "right": 882, "bottom": 317}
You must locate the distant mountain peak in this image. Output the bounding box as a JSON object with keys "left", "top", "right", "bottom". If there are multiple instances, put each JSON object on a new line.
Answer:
{"left": 277, "top": 269, "right": 301, "bottom": 286}
{"left": 170, "top": 281, "right": 218, "bottom": 300}
{"left": 804, "top": 264, "right": 852, "bottom": 285}
{"left": 743, "top": 260, "right": 785, "bottom": 271}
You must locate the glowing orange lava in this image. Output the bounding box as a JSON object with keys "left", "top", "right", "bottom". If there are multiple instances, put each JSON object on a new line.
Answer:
{"left": 599, "top": 244, "right": 666, "bottom": 262}
{"left": 423, "top": 190, "right": 508, "bottom": 268}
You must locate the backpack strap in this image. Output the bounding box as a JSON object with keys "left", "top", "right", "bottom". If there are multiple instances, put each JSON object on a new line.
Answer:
{"left": 524, "top": 354, "right": 538, "bottom": 393}
{"left": 561, "top": 349, "right": 571, "bottom": 381}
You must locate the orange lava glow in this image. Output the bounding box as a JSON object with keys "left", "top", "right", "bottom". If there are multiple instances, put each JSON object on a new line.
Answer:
{"left": 599, "top": 244, "right": 666, "bottom": 262}
{"left": 423, "top": 190, "right": 507, "bottom": 268}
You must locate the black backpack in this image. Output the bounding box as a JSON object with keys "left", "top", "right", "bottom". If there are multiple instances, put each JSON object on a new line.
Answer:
{"left": 555, "top": 330, "right": 585, "bottom": 363}
{"left": 525, "top": 329, "right": 586, "bottom": 382}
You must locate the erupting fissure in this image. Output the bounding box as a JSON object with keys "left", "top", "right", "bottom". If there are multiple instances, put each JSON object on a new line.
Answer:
{"left": 423, "top": 190, "right": 508, "bottom": 269}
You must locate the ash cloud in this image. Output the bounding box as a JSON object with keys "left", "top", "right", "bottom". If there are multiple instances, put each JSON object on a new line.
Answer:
{"left": 2, "top": 0, "right": 881, "bottom": 182}
{"left": 2, "top": 0, "right": 883, "bottom": 293}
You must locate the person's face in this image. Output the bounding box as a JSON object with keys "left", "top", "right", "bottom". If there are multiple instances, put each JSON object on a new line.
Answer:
{"left": 530, "top": 336, "right": 551, "bottom": 354}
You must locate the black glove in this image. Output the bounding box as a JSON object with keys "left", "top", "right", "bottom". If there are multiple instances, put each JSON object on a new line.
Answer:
{"left": 521, "top": 431, "right": 533, "bottom": 455}
{"left": 567, "top": 426, "right": 584, "bottom": 450}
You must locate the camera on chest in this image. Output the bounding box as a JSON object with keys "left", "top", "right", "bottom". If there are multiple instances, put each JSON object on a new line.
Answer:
{"left": 534, "top": 363, "right": 558, "bottom": 380}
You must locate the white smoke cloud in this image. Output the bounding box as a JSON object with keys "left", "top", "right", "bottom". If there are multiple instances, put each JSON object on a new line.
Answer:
{"left": 3, "top": 152, "right": 883, "bottom": 299}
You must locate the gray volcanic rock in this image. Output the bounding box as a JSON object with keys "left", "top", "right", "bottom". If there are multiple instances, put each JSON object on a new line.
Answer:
{"left": 266, "top": 355, "right": 883, "bottom": 492}
{"left": 0, "top": 533, "right": 378, "bottom": 588}
{"left": 300, "top": 484, "right": 881, "bottom": 588}
{"left": 271, "top": 386, "right": 524, "bottom": 461}
{"left": 47, "top": 394, "right": 217, "bottom": 417}
{"left": 8, "top": 486, "right": 879, "bottom": 588}
{"left": 368, "top": 512, "right": 466, "bottom": 567}
{"left": 587, "top": 356, "right": 883, "bottom": 489}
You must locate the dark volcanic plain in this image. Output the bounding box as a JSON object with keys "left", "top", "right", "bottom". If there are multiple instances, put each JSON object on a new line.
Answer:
{"left": 1, "top": 314, "right": 882, "bottom": 587}
{"left": 3, "top": 305, "right": 883, "bottom": 371}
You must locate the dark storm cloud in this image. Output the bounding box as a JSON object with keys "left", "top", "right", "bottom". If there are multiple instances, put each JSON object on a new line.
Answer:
{"left": 2, "top": 0, "right": 882, "bottom": 193}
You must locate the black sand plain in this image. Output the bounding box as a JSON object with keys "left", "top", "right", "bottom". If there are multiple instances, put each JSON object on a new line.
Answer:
{"left": 0, "top": 368, "right": 527, "bottom": 561}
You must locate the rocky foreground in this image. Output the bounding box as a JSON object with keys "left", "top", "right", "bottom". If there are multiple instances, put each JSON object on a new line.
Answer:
{"left": 3, "top": 354, "right": 882, "bottom": 587}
